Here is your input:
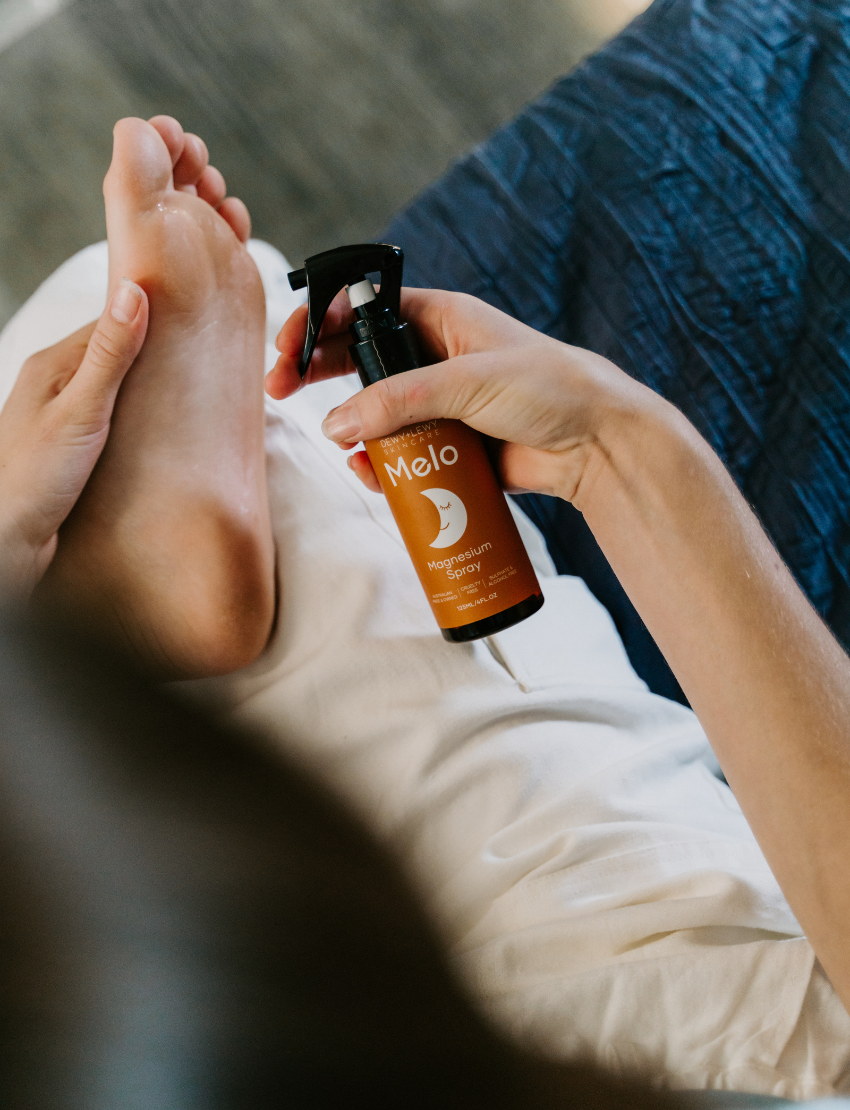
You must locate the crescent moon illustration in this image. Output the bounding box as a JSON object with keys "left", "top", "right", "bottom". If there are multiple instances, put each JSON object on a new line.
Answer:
{"left": 422, "top": 487, "right": 468, "bottom": 548}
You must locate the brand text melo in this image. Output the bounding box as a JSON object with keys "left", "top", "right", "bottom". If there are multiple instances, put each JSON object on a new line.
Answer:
{"left": 383, "top": 443, "right": 459, "bottom": 486}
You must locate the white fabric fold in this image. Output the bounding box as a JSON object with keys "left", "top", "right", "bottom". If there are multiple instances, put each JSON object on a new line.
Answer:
{"left": 5, "top": 239, "right": 850, "bottom": 1101}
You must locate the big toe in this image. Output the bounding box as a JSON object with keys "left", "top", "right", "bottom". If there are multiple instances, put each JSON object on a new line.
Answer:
{"left": 104, "top": 117, "right": 173, "bottom": 209}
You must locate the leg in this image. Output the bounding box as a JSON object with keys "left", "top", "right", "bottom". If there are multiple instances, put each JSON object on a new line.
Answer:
{"left": 37, "top": 117, "right": 275, "bottom": 678}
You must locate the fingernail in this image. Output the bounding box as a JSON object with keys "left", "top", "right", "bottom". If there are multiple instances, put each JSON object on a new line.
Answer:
{"left": 322, "top": 406, "right": 361, "bottom": 442}
{"left": 110, "top": 278, "right": 142, "bottom": 324}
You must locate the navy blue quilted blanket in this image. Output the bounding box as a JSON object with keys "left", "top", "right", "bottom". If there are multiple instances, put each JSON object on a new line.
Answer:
{"left": 383, "top": 0, "right": 850, "bottom": 702}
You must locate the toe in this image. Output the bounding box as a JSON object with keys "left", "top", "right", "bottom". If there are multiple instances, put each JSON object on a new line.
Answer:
{"left": 173, "top": 133, "right": 209, "bottom": 188}
{"left": 104, "top": 117, "right": 174, "bottom": 206}
{"left": 147, "top": 115, "right": 185, "bottom": 167}
{"left": 196, "top": 165, "right": 227, "bottom": 209}
{"left": 217, "top": 196, "right": 251, "bottom": 243}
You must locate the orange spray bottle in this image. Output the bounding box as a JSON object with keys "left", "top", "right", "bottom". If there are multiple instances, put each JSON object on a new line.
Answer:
{"left": 289, "top": 243, "right": 543, "bottom": 642}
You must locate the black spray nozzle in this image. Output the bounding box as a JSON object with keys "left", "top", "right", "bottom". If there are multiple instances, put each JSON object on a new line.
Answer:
{"left": 288, "top": 243, "right": 404, "bottom": 377}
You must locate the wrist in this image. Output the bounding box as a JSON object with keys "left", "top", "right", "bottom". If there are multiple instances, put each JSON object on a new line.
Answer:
{"left": 557, "top": 357, "right": 683, "bottom": 509}
{"left": 570, "top": 375, "right": 755, "bottom": 648}
{"left": 570, "top": 377, "right": 717, "bottom": 532}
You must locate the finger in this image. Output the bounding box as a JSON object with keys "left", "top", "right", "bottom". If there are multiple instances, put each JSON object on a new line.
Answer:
{"left": 217, "top": 196, "right": 251, "bottom": 243}
{"left": 268, "top": 286, "right": 464, "bottom": 400}
{"left": 62, "top": 279, "right": 149, "bottom": 413}
{"left": 15, "top": 320, "right": 98, "bottom": 402}
{"left": 498, "top": 440, "right": 560, "bottom": 497}
{"left": 264, "top": 295, "right": 348, "bottom": 399}
{"left": 265, "top": 351, "right": 303, "bottom": 400}
{"left": 265, "top": 333, "right": 356, "bottom": 400}
{"left": 268, "top": 302, "right": 311, "bottom": 396}
{"left": 273, "top": 292, "right": 351, "bottom": 357}
{"left": 347, "top": 449, "right": 382, "bottom": 493}
{"left": 319, "top": 353, "right": 496, "bottom": 444}
{"left": 275, "top": 301, "right": 308, "bottom": 355}
{"left": 266, "top": 293, "right": 361, "bottom": 399}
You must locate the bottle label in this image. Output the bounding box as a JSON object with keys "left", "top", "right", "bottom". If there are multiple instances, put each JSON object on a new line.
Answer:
{"left": 365, "top": 418, "right": 541, "bottom": 630}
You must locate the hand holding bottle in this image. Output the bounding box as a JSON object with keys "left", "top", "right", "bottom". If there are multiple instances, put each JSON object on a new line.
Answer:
{"left": 266, "top": 287, "right": 660, "bottom": 505}
{"left": 272, "top": 251, "right": 543, "bottom": 641}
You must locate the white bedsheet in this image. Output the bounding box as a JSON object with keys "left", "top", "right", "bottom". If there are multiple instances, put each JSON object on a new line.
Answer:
{"left": 4, "top": 240, "right": 850, "bottom": 1101}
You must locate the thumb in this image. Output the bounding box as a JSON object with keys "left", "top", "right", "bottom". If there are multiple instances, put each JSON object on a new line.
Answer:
{"left": 63, "top": 278, "right": 149, "bottom": 414}
{"left": 320, "top": 356, "right": 486, "bottom": 447}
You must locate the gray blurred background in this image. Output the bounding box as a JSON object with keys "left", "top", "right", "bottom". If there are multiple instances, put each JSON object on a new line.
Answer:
{"left": 0, "top": 0, "right": 649, "bottom": 330}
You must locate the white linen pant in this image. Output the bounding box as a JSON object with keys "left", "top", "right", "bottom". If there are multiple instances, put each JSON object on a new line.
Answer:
{"left": 3, "top": 241, "right": 850, "bottom": 1101}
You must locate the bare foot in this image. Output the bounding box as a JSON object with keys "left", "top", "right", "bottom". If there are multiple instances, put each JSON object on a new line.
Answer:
{"left": 38, "top": 116, "right": 275, "bottom": 677}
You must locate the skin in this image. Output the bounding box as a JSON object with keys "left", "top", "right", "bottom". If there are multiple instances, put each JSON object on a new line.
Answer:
{"left": 37, "top": 116, "right": 275, "bottom": 679}
{"left": 0, "top": 284, "right": 148, "bottom": 598}
{"left": 267, "top": 288, "right": 850, "bottom": 1018}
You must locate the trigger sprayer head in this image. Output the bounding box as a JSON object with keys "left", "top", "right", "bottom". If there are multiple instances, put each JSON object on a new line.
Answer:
{"left": 288, "top": 243, "right": 404, "bottom": 377}
{"left": 345, "top": 278, "right": 377, "bottom": 310}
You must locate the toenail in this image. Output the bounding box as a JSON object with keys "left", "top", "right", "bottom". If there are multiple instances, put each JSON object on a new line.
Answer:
{"left": 111, "top": 279, "right": 143, "bottom": 324}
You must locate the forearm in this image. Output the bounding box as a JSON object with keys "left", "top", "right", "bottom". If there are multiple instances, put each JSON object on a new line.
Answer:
{"left": 578, "top": 393, "right": 850, "bottom": 1007}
